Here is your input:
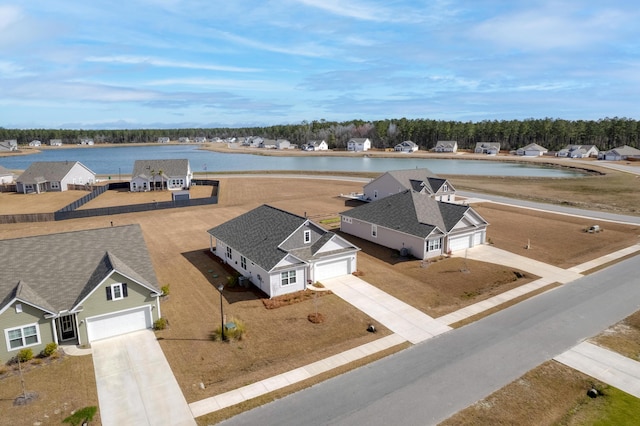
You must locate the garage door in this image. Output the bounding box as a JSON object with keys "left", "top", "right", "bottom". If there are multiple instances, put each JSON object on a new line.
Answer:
{"left": 315, "top": 258, "right": 350, "bottom": 282}
{"left": 448, "top": 234, "right": 472, "bottom": 252}
{"left": 473, "top": 231, "right": 483, "bottom": 246}
{"left": 86, "top": 306, "right": 152, "bottom": 342}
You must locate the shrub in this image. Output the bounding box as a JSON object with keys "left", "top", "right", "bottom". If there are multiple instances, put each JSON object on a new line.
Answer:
{"left": 154, "top": 317, "right": 168, "bottom": 330}
{"left": 161, "top": 284, "right": 170, "bottom": 296}
{"left": 226, "top": 273, "right": 239, "bottom": 287}
{"left": 63, "top": 406, "right": 97, "bottom": 426}
{"left": 41, "top": 342, "right": 58, "bottom": 358}
{"left": 17, "top": 348, "right": 33, "bottom": 363}
{"left": 212, "top": 317, "right": 246, "bottom": 341}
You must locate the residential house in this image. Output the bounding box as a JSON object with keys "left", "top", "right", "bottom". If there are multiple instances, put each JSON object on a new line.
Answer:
{"left": 178, "top": 137, "right": 190, "bottom": 143}
{"left": 1, "top": 140, "right": 18, "bottom": 152}
{"left": 129, "top": 159, "right": 192, "bottom": 192}
{"left": 259, "top": 139, "right": 277, "bottom": 149}
{"left": 340, "top": 190, "right": 488, "bottom": 260}
{"left": 556, "top": 145, "right": 599, "bottom": 158}
{"left": 157, "top": 137, "right": 170, "bottom": 144}
{"left": 245, "top": 136, "right": 263, "bottom": 147}
{"left": 207, "top": 205, "right": 360, "bottom": 298}
{"left": 0, "top": 165, "right": 14, "bottom": 184}
{"left": 474, "top": 142, "right": 501, "bottom": 155}
{"left": 49, "top": 139, "right": 63, "bottom": 146}
{"left": 16, "top": 161, "right": 96, "bottom": 194}
{"left": 29, "top": 140, "right": 42, "bottom": 147}
{"left": 195, "top": 136, "right": 207, "bottom": 143}
{"left": 363, "top": 168, "right": 456, "bottom": 203}
{"left": 516, "top": 143, "right": 548, "bottom": 157}
{"left": 434, "top": 141, "right": 458, "bottom": 153}
{"left": 394, "top": 140, "right": 419, "bottom": 153}
{"left": 79, "top": 138, "right": 94, "bottom": 145}
{"left": 303, "top": 140, "right": 328, "bottom": 151}
{"left": 598, "top": 145, "right": 640, "bottom": 161}
{"left": 0, "top": 225, "right": 162, "bottom": 362}
{"left": 347, "top": 138, "right": 371, "bottom": 152}
{"left": 276, "top": 139, "right": 292, "bottom": 149}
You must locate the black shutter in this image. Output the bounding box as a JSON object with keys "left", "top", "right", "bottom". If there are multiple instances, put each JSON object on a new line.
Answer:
{"left": 106, "top": 286, "right": 112, "bottom": 300}
{"left": 122, "top": 283, "right": 128, "bottom": 297}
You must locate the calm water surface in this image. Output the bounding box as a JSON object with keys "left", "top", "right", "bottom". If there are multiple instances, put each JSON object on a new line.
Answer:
{"left": 0, "top": 145, "right": 584, "bottom": 177}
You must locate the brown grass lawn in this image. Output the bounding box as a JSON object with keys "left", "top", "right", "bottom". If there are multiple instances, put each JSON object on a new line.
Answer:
{"left": 0, "top": 190, "right": 88, "bottom": 214}
{"left": 474, "top": 203, "right": 640, "bottom": 268}
{"left": 1, "top": 176, "right": 640, "bottom": 425}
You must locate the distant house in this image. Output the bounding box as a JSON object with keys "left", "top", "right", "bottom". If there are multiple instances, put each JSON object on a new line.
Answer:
{"left": 516, "top": 143, "right": 548, "bottom": 157}
{"left": 178, "top": 137, "right": 190, "bottom": 143}
{"left": 557, "top": 145, "right": 599, "bottom": 158}
{"left": 364, "top": 168, "right": 456, "bottom": 203}
{"left": 49, "top": 139, "right": 63, "bottom": 146}
{"left": 598, "top": 145, "right": 640, "bottom": 161}
{"left": 195, "top": 136, "right": 207, "bottom": 143}
{"left": 260, "top": 139, "right": 277, "bottom": 149}
{"left": 340, "top": 190, "right": 488, "bottom": 260}
{"left": 16, "top": 161, "right": 96, "bottom": 194}
{"left": 0, "top": 225, "right": 162, "bottom": 363}
{"left": 130, "top": 159, "right": 192, "bottom": 192}
{"left": 246, "top": 136, "right": 263, "bottom": 147}
{"left": 79, "top": 138, "right": 94, "bottom": 145}
{"left": 0, "top": 140, "right": 18, "bottom": 151}
{"left": 29, "top": 140, "right": 42, "bottom": 147}
{"left": 0, "top": 165, "right": 14, "bottom": 184}
{"left": 347, "top": 138, "right": 371, "bottom": 152}
{"left": 303, "top": 140, "right": 328, "bottom": 151}
{"left": 157, "top": 137, "right": 170, "bottom": 144}
{"left": 434, "top": 141, "right": 458, "bottom": 153}
{"left": 474, "top": 142, "right": 501, "bottom": 155}
{"left": 276, "top": 139, "right": 291, "bottom": 149}
{"left": 394, "top": 140, "right": 419, "bottom": 153}
{"left": 207, "top": 205, "right": 360, "bottom": 298}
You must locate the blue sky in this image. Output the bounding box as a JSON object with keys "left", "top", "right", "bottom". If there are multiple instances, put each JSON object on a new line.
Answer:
{"left": 1, "top": 1, "right": 639, "bottom": 129}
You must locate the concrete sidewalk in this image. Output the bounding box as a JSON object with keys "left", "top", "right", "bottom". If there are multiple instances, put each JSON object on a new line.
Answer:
{"left": 555, "top": 342, "right": 640, "bottom": 398}
{"left": 93, "top": 330, "right": 195, "bottom": 426}
{"left": 568, "top": 243, "right": 640, "bottom": 274}
{"left": 321, "top": 274, "right": 451, "bottom": 344}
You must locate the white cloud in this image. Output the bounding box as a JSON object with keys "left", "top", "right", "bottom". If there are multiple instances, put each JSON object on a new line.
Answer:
{"left": 85, "top": 55, "right": 260, "bottom": 73}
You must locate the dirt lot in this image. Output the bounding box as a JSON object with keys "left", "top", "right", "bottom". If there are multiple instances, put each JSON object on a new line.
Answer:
{"left": 1, "top": 176, "right": 639, "bottom": 425}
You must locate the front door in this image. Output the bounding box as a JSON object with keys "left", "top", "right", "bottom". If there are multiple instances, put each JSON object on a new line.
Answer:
{"left": 59, "top": 314, "right": 76, "bottom": 341}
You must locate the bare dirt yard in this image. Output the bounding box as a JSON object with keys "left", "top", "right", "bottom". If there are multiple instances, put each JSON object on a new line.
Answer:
{"left": 1, "top": 176, "right": 639, "bottom": 425}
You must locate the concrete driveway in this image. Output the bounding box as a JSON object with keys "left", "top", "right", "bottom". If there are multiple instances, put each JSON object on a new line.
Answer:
{"left": 92, "top": 330, "right": 195, "bottom": 426}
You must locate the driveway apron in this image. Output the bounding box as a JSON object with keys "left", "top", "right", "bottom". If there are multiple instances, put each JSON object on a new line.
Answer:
{"left": 92, "top": 330, "right": 195, "bottom": 426}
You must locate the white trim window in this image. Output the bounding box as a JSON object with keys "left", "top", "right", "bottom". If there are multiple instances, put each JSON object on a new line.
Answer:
{"left": 106, "top": 283, "right": 128, "bottom": 301}
{"left": 428, "top": 239, "right": 442, "bottom": 251}
{"left": 281, "top": 270, "right": 297, "bottom": 286}
{"left": 5, "top": 324, "right": 40, "bottom": 350}
{"left": 226, "top": 246, "right": 233, "bottom": 260}
{"left": 304, "top": 230, "right": 311, "bottom": 244}
{"left": 371, "top": 224, "right": 378, "bottom": 238}
{"left": 241, "top": 256, "right": 247, "bottom": 270}
{"left": 342, "top": 216, "right": 352, "bottom": 224}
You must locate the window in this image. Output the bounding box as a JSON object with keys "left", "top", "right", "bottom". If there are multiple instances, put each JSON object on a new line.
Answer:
{"left": 371, "top": 224, "right": 378, "bottom": 238}
{"left": 342, "top": 216, "right": 352, "bottom": 224}
{"left": 241, "top": 256, "right": 247, "bottom": 270}
{"left": 442, "top": 184, "right": 448, "bottom": 192}
{"left": 106, "top": 283, "right": 128, "bottom": 301}
{"left": 5, "top": 324, "right": 40, "bottom": 350}
{"left": 304, "top": 230, "right": 311, "bottom": 244}
{"left": 226, "top": 246, "right": 233, "bottom": 260}
{"left": 281, "top": 270, "right": 297, "bottom": 286}
{"left": 373, "top": 190, "right": 378, "bottom": 199}
{"left": 428, "top": 239, "right": 441, "bottom": 251}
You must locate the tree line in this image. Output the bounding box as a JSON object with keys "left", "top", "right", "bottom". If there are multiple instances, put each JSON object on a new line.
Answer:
{"left": 2, "top": 117, "right": 639, "bottom": 152}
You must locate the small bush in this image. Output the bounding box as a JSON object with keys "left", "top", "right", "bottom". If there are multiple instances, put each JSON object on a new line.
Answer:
{"left": 161, "top": 284, "right": 170, "bottom": 296}
{"left": 212, "top": 317, "right": 246, "bottom": 341}
{"left": 226, "top": 273, "right": 239, "bottom": 287}
{"left": 63, "top": 406, "right": 97, "bottom": 426}
{"left": 17, "top": 348, "right": 33, "bottom": 363}
{"left": 154, "top": 317, "right": 168, "bottom": 330}
{"left": 41, "top": 342, "right": 58, "bottom": 358}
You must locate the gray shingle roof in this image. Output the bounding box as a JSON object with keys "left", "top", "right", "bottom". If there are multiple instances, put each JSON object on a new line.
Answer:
{"left": 342, "top": 190, "right": 471, "bottom": 238}
{"left": 607, "top": 145, "right": 640, "bottom": 156}
{"left": 0, "top": 225, "right": 160, "bottom": 313}
{"left": 0, "top": 165, "right": 14, "bottom": 176}
{"left": 381, "top": 169, "right": 448, "bottom": 195}
{"left": 132, "top": 159, "right": 190, "bottom": 178}
{"left": 207, "top": 205, "right": 357, "bottom": 271}
{"left": 16, "top": 161, "right": 94, "bottom": 184}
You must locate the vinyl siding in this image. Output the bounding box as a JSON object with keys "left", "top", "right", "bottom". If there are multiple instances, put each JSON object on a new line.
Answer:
{"left": 0, "top": 302, "right": 55, "bottom": 363}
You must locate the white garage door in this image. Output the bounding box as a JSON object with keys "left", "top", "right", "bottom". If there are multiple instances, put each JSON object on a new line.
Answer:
{"left": 86, "top": 306, "right": 152, "bottom": 342}
{"left": 315, "top": 258, "right": 350, "bottom": 282}
{"left": 448, "top": 234, "right": 472, "bottom": 252}
{"left": 473, "top": 231, "right": 483, "bottom": 246}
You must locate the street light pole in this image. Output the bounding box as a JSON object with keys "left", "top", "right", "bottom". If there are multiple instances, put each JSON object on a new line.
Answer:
{"left": 218, "top": 284, "right": 225, "bottom": 341}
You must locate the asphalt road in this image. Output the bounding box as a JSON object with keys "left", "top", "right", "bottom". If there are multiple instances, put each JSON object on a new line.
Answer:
{"left": 222, "top": 255, "right": 640, "bottom": 426}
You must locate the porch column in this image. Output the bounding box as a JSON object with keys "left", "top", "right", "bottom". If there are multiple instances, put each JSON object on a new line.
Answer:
{"left": 50, "top": 317, "right": 59, "bottom": 345}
